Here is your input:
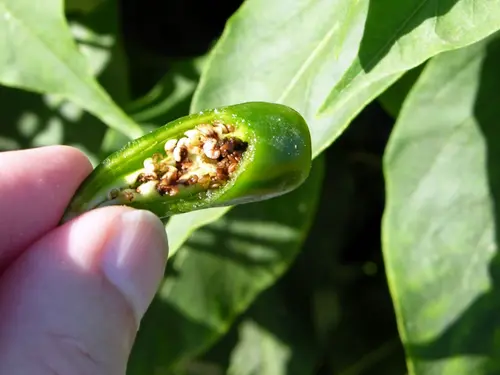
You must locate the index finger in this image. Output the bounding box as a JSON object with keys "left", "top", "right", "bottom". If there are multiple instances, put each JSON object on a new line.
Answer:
{"left": 0, "top": 145, "right": 92, "bottom": 269}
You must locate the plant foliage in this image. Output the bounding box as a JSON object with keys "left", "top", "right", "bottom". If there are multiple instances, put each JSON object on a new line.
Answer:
{"left": 2, "top": 0, "right": 500, "bottom": 374}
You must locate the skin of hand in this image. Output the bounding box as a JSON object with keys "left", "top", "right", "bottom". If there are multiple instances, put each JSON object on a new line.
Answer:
{"left": 0, "top": 146, "right": 169, "bottom": 375}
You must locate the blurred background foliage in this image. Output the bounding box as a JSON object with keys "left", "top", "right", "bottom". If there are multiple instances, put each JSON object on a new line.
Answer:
{"left": 4, "top": 0, "right": 500, "bottom": 374}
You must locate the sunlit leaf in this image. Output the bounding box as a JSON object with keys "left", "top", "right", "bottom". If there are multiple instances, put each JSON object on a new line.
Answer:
{"left": 191, "top": 0, "right": 372, "bottom": 158}
{"left": 174, "top": 0, "right": 363, "bottom": 247}
{"left": 0, "top": 0, "right": 130, "bottom": 166}
{"left": 383, "top": 32, "right": 500, "bottom": 374}
{"left": 0, "top": 0, "right": 142, "bottom": 139}
{"left": 166, "top": 207, "right": 231, "bottom": 259}
{"left": 320, "top": 0, "right": 500, "bottom": 123}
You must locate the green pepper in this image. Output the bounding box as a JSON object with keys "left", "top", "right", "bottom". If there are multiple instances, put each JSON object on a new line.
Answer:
{"left": 61, "top": 102, "right": 312, "bottom": 223}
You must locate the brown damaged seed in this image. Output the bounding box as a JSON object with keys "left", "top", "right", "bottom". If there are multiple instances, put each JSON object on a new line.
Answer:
{"left": 108, "top": 122, "right": 249, "bottom": 200}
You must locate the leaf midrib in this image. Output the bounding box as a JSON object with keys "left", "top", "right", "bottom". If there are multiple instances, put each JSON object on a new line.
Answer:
{"left": 276, "top": 23, "right": 339, "bottom": 104}
{"left": 0, "top": 1, "right": 97, "bottom": 95}
{"left": 319, "top": 0, "right": 432, "bottom": 113}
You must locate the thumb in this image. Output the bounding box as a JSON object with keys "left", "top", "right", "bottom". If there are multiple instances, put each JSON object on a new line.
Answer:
{"left": 0, "top": 206, "right": 168, "bottom": 375}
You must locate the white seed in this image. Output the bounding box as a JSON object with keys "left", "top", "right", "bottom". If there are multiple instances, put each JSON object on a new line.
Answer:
{"left": 190, "top": 145, "right": 202, "bottom": 155}
{"left": 136, "top": 180, "right": 158, "bottom": 195}
{"left": 173, "top": 138, "right": 189, "bottom": 162}
{"left": 214, "top": 122, "right": 229, "bottom": 134}
{"left": 184, "top": 129, "right": 199, "bottom": 140}
{"left": 177, "top": 137, "right": 190, "bottom": 148}
{"left": 203, "top": 138, "right": 220, "bottom": 159}
{"left": 198, "top": 124, "right": 216, "bottom": 138}
{"left": 176, "top": 175, "right": 189, "bottom": 184}
{"left": 143, "top": 157, "right": 155, "bottom": 173}
{"left": 164, "top": 139, "right": 178, "bottom": 153}
{"left": 173, "top": 147, "right": 183, "bottom": 162}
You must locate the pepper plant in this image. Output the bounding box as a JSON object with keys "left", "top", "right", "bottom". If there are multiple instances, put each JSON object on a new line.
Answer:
{"left": 2, "top": 0, "right": 500, "bottom": 374}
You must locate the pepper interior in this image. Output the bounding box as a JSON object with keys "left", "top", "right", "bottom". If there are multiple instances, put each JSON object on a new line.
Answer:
{"left": 108, "top": 121, "right": 249, "bottom": 202}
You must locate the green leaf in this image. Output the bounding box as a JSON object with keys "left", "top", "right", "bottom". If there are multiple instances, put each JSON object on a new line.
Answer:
{"left": 227, "top": 288, "right": 316, "bottom": 375}
{"left": 127, "top": 56, "right": 207, "bottom": 126}
{"left": 70, "top": 0, "right": 132, "bottom": 106}
{"left": 0, "top": 0, "right": 130, "bottom": 165}
{"left": 165, "top": 207, "right": 231, "bottom": 259}
{"left": 172, "top": 275, "right": 317, "bottom": 375}
{"left": 128, "top": 156, "right": 324, "bottom": 374}
{"left": 383, "top": 32, "right": 500, "bottom": 374}
{"left": 0, "top": 0, "right": 142, "bottom": 139}
{"left": 175, "top": 0, "right": 375, "bottom": 249}
{"left": 65, "top": 0, "right": 103, "bottom": 14}
{"left": 191, "top": 0, "right": 384, "bottom": 158}
{"left": 320, "top": 0, "right": 500, "bottom": 120}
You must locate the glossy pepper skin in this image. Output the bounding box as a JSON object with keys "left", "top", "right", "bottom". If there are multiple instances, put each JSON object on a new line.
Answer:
{"left": 61, "top": 102, "right": 312, "bottom": 223}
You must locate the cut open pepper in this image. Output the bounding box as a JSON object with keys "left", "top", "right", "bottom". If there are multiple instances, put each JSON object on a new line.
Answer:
{"left": 61, "top": 102, "right": 312, "bottom": 223}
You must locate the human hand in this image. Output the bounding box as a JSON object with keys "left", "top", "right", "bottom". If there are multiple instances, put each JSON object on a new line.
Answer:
{"left": 0, "top": 146, "right": 168, "bottom": 374}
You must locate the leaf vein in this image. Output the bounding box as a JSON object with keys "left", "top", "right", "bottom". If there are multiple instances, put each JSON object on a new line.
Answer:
{"left": 277, "top": 24, "right": 338, "bottom": 103}
{"left": 0, "top": 2, "right": 92, "bottom": 93}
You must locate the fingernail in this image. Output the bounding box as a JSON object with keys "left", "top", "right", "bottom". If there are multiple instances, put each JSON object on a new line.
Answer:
{"left": 101, "top": 210, "right": 168, "bottom": 325}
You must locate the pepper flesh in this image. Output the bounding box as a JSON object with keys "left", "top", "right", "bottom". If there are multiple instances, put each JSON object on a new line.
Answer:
{"left": 61, "top": 102, "right": 312, "bottom": 223}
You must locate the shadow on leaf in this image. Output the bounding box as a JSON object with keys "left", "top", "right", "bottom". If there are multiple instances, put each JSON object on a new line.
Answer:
{"left": 360, "top": 0, "right": 459, "bottom": 72}
{"left": 0, "top": 0, "right": 128, "bottom": 164}
{"left": 405, "top": 35, "right": 500, "bottom": 374}
{"left": 128, "top": 158, "right": 324, "bottom": 374}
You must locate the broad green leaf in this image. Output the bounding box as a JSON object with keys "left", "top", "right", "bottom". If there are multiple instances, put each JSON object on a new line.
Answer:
{"left": 178, "top": 276, "right": 317, "bottom": 375}
{"left": 320, "top": 0, "right": 500, "bottom": 121}
{"left": 128, "top": 157, "right": 324, "bottom": 374}
{"left": 383, "top": 33, "right": 500, "bottom": 374}
{"left": 166, "top": 207, "right": 231, "bottom": 259}
{"left": 179, "top": 146, "right": 366, "bottom": 375}
{"left": 191, "top": 0, "right": 388, "bottom": 158}
{"left": 0, "top": 0, "right": 130, "bottom": 165}
{"left": 0, "top": 0, "right": 142, "bottom": 140}
{"left": 70, "top": 0, "right": 132, "bottom": 106}
{"left": 227, "top": 288, "right": 316, "bottom": 375}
